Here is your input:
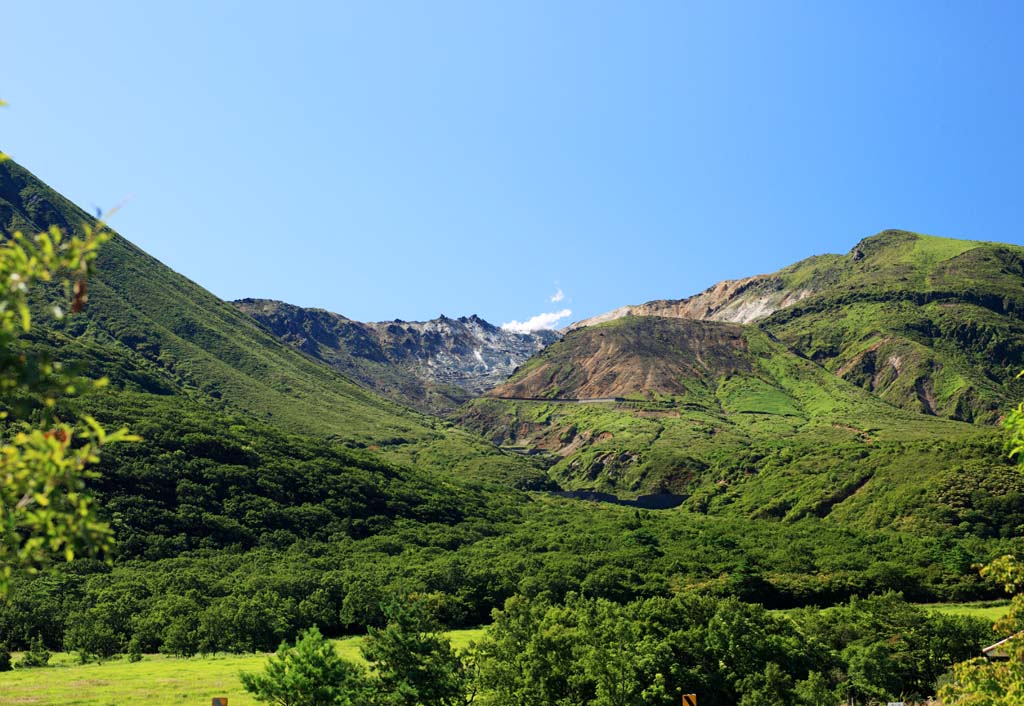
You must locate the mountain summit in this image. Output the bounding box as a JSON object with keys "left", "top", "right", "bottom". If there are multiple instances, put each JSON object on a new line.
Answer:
{"left": 235, "top": 299, "right": 559, "bottom": 414}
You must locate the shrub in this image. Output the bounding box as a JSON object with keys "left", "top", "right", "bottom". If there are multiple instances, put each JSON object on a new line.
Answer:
{"left": 15, "top": 635, "right": 50, "bottom": 669}
{"left": 240, "top": 626, "right": 370, "bottom": 706}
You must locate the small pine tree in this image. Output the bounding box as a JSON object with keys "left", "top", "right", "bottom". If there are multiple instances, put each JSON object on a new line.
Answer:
{"left": 361, "top": 596, "right": 474, "bottom": 706}
{"left": 0, "top": 643, "right": 11, "bottom": 672}
{"left": 240, "top": 626, "right": 369, "bottom": 706}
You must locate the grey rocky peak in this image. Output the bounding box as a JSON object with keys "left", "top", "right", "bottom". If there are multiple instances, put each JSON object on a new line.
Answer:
{"left": 361, "top": 313, "right": 560, "bottom": 393}
{"left": 233, "top": 298, "right": 560, "bottom": 414}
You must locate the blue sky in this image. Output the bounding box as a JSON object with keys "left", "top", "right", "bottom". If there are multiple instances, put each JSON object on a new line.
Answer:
{"left": 5, "top": 2, "right": 1023, "bottom": 329}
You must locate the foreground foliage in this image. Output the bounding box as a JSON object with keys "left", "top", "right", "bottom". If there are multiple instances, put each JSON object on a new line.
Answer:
{"left": 474, "top": 591, "right": 991, "bottom": 706}
{"left": 242, "top": 599, "right": 473, "bottom": 706}
{"left": 234, "top": 591, "right": 985, "bottom": 706}
{"left": 0, "top": 204, "right": 137, "bottom": 595}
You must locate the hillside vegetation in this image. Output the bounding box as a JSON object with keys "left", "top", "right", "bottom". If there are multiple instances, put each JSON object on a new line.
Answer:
{"left": 461, "top": 316, "right": 1018, "bottom": 534}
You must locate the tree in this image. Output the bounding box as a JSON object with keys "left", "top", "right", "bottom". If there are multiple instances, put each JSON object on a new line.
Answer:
{"left": 793, "top": 671, "right": 837, "bottom": 706}
{"left": 240, "top": 626, "right": 370, "bottom": 706}
{"left": 1006, "top": 393, "right": 1024, "bottom": 472}
{"left": 361, "top": 595, "right": 475, "bottom": 706}
{"left": 15, "top": 633, "right": 50, "bottom": 668}
{"left": 64, "top": 609, "right": 123, "bottom": 662}
{"left": 474, "top": 594, "right": 567, "bottom": 706}
{"left": 0, "top": 141, "right": 136, "bottom": 596}
{"left": 737, "top": 662, "right": 794, "bottom": 706}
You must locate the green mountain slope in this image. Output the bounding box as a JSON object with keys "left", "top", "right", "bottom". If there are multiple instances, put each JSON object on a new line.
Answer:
{"left": 458, "top": 316, "right": 1017, "bottom": 532}
{"left": 571, "top": 231, "right": 1024, "bottom": 423}
{"left": 0, "top": 157, "right": 538, "bottom": 484}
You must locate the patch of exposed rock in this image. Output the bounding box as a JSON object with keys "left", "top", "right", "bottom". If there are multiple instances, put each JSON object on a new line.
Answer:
{"left": 362, "top": 314, "right": 561, "bottom": 393}
{"left": 569, "top": 275, "right": 814, "bottom": 330}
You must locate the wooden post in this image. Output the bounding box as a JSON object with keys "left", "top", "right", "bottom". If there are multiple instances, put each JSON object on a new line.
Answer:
{"left": 682, "top": 695, "right": 697, "bottom": 706}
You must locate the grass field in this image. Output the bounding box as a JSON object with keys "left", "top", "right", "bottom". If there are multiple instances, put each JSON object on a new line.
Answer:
{"left": 918, "top": 600, "right": 1012, "bottom": 623}
{"left": 0, "top": 628, "right": 485, "bottom": 706}
{"left": 774, "top": 600, "right": 1013, "bottom": 625}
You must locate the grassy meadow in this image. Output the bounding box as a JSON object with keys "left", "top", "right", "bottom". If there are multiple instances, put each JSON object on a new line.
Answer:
{"left": 920, "top": 599, "right": 1012, "bottom": 623}
{"left": 0, "top": 629, "right": 485, "bottom": 706}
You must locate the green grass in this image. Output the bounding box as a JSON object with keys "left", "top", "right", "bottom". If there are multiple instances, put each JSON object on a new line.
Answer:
{"left": 0, "top": 629, "right": 486, "bottom": 706}
{"left": 911, "top": 233, "right": 983, "bottom": 267}
{"left": 717, "top": 376, "right": 802, "bottom": 416}
{"left": 0, "top": 652, "right": 268, "bottom": 706}
{"left": 918, "top": 600, "right": 1011, "bottom": 623}
{"left": 774, "top": 601, "right": 1011, "bottom": 625}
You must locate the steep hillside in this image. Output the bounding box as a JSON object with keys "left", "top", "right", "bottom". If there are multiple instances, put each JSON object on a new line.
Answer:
{"left": 571, "top": 231, "right": 1024, "bottom": 422}
{"left": 0, "top": 157, "right": 540, "bottom": 484}
{"left": 235, "top": 298, "right": 557, "bottom": 414}
{"left": 459, "top": 316, "right": 1014, "bottom": 532}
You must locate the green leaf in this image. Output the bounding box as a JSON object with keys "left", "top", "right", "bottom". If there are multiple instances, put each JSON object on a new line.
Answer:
{"left": 16, "top": 302, "right": 29, "bottom": 332}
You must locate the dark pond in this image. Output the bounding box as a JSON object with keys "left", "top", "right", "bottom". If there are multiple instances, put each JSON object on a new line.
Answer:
{"left": 551, "top": 490, "right": 686, "bottom": 510}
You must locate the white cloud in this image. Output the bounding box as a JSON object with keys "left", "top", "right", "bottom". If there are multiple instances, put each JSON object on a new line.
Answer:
{"left": 550, "top": 288, "right": 565, "bottom": 303}
{"left": 501, "top": 308, "right": 573, "bottom": 333}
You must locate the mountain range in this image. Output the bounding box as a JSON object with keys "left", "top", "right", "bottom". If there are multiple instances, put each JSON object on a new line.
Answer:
{"left": 3, "top": 151, "right": 1024, "bottom": 543}
{"left": 5, "top": 154, "right": 1024, "bottom": 669}
{"left": 236, "top": 230, "right": 1024, "bottom": 430}
{"left": 222, "top": 228, "right": 1024, "bottom": 528}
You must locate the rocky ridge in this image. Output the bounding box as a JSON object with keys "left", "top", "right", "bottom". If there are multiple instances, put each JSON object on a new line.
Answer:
{"left": 235, "top": 299, "right": 560, "bottom": 414}
{"left": 570, "top": 274, "right": 816, "bottom": 329}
